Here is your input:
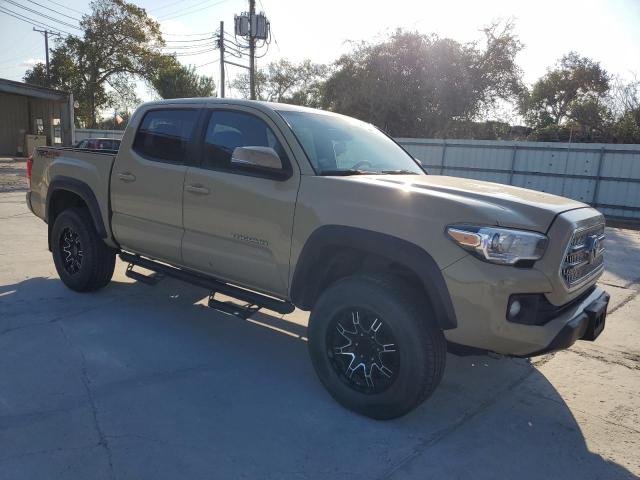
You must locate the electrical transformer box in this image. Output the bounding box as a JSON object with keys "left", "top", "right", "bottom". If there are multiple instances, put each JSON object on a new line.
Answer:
{"left": 234, "top": 12, "right": 269, "bottom": 40}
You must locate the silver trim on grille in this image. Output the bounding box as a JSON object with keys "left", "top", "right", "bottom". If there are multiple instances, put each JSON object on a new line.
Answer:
{"left": 560, "top": 222, "right": 605, "bottom": 290}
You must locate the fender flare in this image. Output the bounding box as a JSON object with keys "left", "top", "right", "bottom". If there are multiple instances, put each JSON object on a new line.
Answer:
{"left": 290, "top": 225, "right": 458, "bottom": 330}
{"left": 46, "top": 176, "right": 108, "bottom": 239}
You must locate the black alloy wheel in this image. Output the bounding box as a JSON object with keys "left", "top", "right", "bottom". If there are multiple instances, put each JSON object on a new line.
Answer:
{"left": 51, "top": 207, "right": 116, "bottom": 292}
{"left": 308, "top": 274, "right": 447, "bottom": 419}
{"left": 60, "top": 227, "right": 83, "bottom": 275}
{"left": 327, "top": 308, "right": 399, "bottom": 394}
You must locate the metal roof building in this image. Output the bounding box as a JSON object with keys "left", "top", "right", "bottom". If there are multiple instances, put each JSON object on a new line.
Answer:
{"left": 0, "top": 78, "right": 74, "bottom": 156}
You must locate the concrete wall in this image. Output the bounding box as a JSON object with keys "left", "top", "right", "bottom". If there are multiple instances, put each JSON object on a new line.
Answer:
{"left": 397, "top": 138, "right": 640, "bottom": 222}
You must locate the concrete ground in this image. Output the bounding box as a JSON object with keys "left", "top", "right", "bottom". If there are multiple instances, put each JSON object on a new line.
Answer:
{"left": 1, "top": 164, "right": 639, "bottom": 478}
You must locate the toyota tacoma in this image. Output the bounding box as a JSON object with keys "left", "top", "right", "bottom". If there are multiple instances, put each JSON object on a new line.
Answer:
{"left": 25, "top": 99, "right": 609, "bottom": 419}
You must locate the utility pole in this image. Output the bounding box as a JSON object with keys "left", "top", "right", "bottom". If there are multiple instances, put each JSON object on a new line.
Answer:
{"left": 33, "top": 28, "right": 57, "bottom": 87}
{"left": 248, "top": 0, "right": 256, "bottom": 100}
{"left": 219, "top": 21, "right": 225, "bottom": 98}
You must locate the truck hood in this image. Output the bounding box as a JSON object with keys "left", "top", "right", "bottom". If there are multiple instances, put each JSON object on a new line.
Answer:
{"left": 345, "top": 174, "right": 588, "bottom": 232}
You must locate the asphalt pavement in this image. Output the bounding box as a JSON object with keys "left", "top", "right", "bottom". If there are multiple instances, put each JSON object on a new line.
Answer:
{"left": 1, "top": 173, "right": 639, "bottom": 479}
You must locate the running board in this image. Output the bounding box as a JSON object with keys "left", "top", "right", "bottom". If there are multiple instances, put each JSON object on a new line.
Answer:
{"left": 119, "top": 252, "right": 295, "bottom": 315}
{"left": 125, "top": 263, "right": 163, "bottom": 285}
{"left": 208, "top": 293, "right": 261, "bottom": 319}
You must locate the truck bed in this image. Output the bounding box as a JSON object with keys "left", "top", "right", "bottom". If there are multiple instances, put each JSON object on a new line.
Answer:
{"left": 28, "top": 146, "right": 117, "bottom": 243}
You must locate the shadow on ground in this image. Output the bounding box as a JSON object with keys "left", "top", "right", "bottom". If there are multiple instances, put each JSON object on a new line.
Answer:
{"left": 0, "top": 276, "right": 636, "bottom": 479}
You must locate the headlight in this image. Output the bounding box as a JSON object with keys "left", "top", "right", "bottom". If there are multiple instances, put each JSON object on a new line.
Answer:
{"left": 446, "top": 225, "right": 548, "bottom": 265}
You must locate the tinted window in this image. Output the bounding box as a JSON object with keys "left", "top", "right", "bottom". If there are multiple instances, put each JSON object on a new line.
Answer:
{"left": 133, "top": 109, "right": 199, "bottom": 163}
{"left": 96, "top": 139, "right": 120, "bottom": 150}
{"left": 202, "top": 110, "right": 287, "bottom": 171}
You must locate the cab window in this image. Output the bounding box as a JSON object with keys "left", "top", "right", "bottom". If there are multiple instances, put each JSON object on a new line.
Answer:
{"left": 133, "top": 109, "right": 199, "bottom": 163}
{"left": 202, "top": 110, "right": 288, "bottom": 172}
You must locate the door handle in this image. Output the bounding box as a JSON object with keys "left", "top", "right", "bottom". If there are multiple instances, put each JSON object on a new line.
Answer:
{"left": 117, "top": 172, "right": 136, "bottom": 182}
{"left": 185, "top": 184, "right": 210, "bottom": 195}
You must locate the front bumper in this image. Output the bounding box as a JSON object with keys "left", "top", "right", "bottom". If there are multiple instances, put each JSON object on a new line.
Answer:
{"left": 442, "top": 254, "right": 607, "bottom": 356}
{"left": 519, "top": 290, "right": 609, "bottom": 357}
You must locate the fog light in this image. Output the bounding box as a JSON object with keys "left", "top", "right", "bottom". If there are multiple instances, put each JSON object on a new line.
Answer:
{"left": 508, "top": 300, "right": 522, "bottom": 318}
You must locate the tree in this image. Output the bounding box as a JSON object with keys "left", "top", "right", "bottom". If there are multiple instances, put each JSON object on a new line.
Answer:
{"left": 232, "top": 59, "right": 329, "bottom": 107}
{"left": 607, "top": 76, "right": 640, "bottom": 143}
{"left": 23, "top": 63, "right": 48, "bottom": 88}
{"left": 151, "top": 57, "right": 216, "bottom": 99}
{"left": 321, "top": 22, "right": 523, "bottom": 137}
{"left": 25, "top": 0, "right": 164, "bottom": 127}
{"left": 519, "top": 53, "right": 610, "bottom": 129}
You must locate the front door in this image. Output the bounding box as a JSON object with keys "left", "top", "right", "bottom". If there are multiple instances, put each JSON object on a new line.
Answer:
{"left": 111, "top": 107, "right": 200, "bottom": 263}
{"left": 181, "top": 106, "right": 300, "bottom": 297}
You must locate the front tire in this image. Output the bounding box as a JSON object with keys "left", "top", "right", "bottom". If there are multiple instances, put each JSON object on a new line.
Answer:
{"left": 51, "top": 207, "right": 116, "bottom": 292}
{"left": 308, "top": 274, "right": 446, "bottom": 420}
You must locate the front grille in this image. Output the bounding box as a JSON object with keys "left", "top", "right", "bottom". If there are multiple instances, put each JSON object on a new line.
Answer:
{"left": 561, "top": 223, "right": 605, "bottom": 289}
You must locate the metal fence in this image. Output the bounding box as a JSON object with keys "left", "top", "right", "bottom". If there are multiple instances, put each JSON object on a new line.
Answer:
{"left": 75, "top": 128, "right": 125, "bottom": 142}
{"left": 397, "top": 138, "right": 640, "bottom": 222}
{"left": 73, "top": 130, "right": 639, "bottom": 221}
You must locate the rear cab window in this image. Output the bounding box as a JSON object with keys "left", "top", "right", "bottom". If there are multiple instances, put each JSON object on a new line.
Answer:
{"left": 133, "top": 109, "right": 199, "bottom": 163}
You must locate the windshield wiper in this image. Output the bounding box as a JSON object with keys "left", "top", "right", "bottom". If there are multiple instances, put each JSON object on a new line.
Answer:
{"left": 380, "top": 169, "right": 419, "bottom": 175}
{"left": 319, "top": 169, "right": 376, "bottom": 176}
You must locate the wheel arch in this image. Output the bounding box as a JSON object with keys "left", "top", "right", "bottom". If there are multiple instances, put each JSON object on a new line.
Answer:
{"left": 46, "top": 176, "right": 108, "bottom": 250}
{"left": 290, "top": 225, "right": 457, "bottom": 330}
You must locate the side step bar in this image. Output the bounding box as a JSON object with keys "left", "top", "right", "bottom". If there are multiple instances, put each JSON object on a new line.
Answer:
{"left": 125, "top": 263, "right": 163, "bottom": 285}
{"left": 120, "top": 252, "right": 295, "bottom": 315}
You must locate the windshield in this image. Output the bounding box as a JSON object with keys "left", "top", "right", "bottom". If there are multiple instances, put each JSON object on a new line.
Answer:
{"left": 278, "top": 110, "right": 424, "bottom": 175}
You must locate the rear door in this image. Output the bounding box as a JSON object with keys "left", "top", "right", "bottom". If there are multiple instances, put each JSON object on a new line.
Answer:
{"left": 111, "top": 106, "right": 201, "bottom": 263}
{"left": 181, "top": 106, "right": 300, "bottom": 297}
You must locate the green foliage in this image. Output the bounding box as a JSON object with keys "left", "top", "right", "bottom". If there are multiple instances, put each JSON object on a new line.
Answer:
{"left": 25, "top": 0, "right": 164, "bottom": 127}
{"left": 23, "top": 63, "right": 49, "bottom": 88}
{"left": 322, "top": 22, "right": 523, "bottom": 137}
{"left": 232, "top": 59, "right": 329, "bottom": 107}
{"left": 151, "top": 57, "right": 216, "bottom": 99}
{"left": 520, "top": 53, "right": 610, "bottom": 128}
{"left": 611, "top": 110, "right": 640, "bottom": 143}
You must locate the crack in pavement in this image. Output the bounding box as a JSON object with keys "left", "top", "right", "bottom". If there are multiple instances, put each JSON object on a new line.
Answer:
{"left": 0, "top": 443, "right": 100, "bottom": 465}
{"left": 608, "top": 287, "right": 640, "bottom": 315}
{"left": 0, "top": 298, "right": 123, "bottom": 338}
{"left": 378, "top": 367, "right": 535, "bottom": 480}
{"left": 57, "top": 322, "right": 115, "bottom": 480}
{"left": 565, "top": 346, "right": 640, "bottom": 371}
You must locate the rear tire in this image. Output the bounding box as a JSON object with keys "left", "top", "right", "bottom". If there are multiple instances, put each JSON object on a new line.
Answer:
{"left": 51, "top": 207, "right": 116, "bottom": 292}
{"left": 308, "top": 274, "right": 446, "bottom": 420}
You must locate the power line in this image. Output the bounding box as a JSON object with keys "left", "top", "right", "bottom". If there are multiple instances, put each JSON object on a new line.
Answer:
{"left": 170, "top": 48, "right": 218, "bottom": 56}
{"left": 196, "top": 58, "right": 220, "bottom": 68}
{"left": 4, "top": 0, "right": 82, "bottom": 30}
{"left": 158, "top": 0, "right": 231, "bottom": 21}
{"left": 164, "top": 36, "right": 214, "bottom": 44}
{"left": 39, "top": 0, "right": 85, "bottom": 16}
{"left": 155, "top": 0, "right": 218, "bottom": 17}
{"left": 162, "top": 30, "right": 216, "bottom": 37}
{"left": 150, "top": 0, "right": 200, "bottom": 13}
{"left": 0, "top": 5, "right": 74, "bottom": 35}
{"left": 23, "top": 0, "right": 82, "bottom": 22}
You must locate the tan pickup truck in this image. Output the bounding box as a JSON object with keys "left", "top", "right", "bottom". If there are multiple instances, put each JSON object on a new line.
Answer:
{"left": 26, "top": 99, "right": 609, "bottom": 419}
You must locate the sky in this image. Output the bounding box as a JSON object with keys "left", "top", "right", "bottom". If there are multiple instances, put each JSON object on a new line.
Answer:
{"left": 0, "top": 0, "right": 639, "bottom": 114}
